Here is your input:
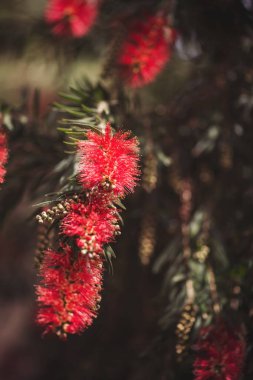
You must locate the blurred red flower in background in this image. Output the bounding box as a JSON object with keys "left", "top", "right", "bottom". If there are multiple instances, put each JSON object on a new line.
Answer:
{"left": 118, "top": 15, "right": 176, "bottom": 88}
{"left": 45, "top": 0, "right": 99, "bottom": 37}
{"left": 0, "top": 131, "right": 8, "bottom": 184}
{"left": 193, "top": 320, "right": 245, "bottom": 380}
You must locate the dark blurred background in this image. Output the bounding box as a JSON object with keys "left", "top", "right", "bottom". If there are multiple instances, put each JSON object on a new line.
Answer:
{"left": 1, "top": 1, "right": 253, "bottom": 380}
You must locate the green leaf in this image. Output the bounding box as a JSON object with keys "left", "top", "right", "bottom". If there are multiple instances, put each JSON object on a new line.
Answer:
{"left": 153, "top": 237, "right": 181, "bottom": 273}
{"left": 114, "top": 199, "right": 126, "bottom": 210}
{"left": 58, "top": 92, "right": 82, "bottom": 102}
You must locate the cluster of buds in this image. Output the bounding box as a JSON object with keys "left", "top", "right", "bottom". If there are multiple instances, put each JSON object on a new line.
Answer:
{"left": 61, "top": 198, "right": 122, "bottom": 261}
{"left": 101, "top": 177, "right": 116, "bottom": 192}
{"left": 36, "top": 196, "right": 81, "bottom": 225}
{"left": 78, "top": 235, "right": 100, "bottom": 258}
{"left": 142, "top": 142, "right": 158, "bottom": 193}
{"left": 193, "top": 244, "right": 210, "bottom": 264}
{"left": 77, "top": 220, "right": 121, "bottom": 259}
{"left": 176, "top": 303, "right": 196, "bottom": 358}
{"left": 35, "top": 224, "right": 50, "bottom": 268}
{"left": 36, "top": 202, "right": 70, "bottom": 225}
{"left": 138, "top": 211, "right": 156, "bottom": 265}
{"left": 219, "top": 140, "right": 233, "bottom": 170}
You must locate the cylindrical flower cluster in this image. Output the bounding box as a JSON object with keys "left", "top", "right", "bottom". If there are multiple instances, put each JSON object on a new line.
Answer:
{"left": 78, "top": 123, "right": 140, "bottom": 197}
{"left": 0, "top": 131, "right": 8, "bottom": 184}
{"left": 118, "top": 15, "right": 176, "bottom": 88}
{"left": 36, "top": 245, "right": 103, "bottom": 339}
{"left": 61, "top": 200, "right": 119, "bottom": 259}
{"left": 36, "top": 123, "right": 139, "bottom": 337}
{"left": 193, "top": 320, "right": 245, "bottom": 380}
{"left": 45, "top": 0, "right": 99, "bottom": 37}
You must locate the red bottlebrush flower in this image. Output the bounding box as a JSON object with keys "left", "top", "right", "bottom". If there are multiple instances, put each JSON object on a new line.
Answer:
{"left": 118, "top": 15, "right": 176, "bottom": 88}
{"left": 45, "top": 0, "right": 99, "bottom": 37}
{"left": 36, "top": 245, "right": 103, "bottom": 338}
{"left": 193, "top": 320, "right": 245, "bottom": 380}
{"left": 0, "top": 131, "right": 8, "bottom": 184}
{"left": 78, "top": 123, "right": 140, "bottom": 197}
{"left": 61, "top": 200, "right": 119, "bottom": 256}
